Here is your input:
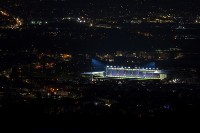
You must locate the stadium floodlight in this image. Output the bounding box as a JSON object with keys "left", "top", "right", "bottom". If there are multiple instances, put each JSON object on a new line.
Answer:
{"left": 128, "top": 67, "right": 130, "bottom": 69}
{"left": 107, "top": 66, "right": 109, "bottom": 68}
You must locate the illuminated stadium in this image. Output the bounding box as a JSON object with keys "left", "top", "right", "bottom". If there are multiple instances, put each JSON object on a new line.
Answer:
{"left": 81, "top": 59, "right": 168, "bottom": 80}
{"left": 105, "top": 66, "right": 167, "bottom": 80}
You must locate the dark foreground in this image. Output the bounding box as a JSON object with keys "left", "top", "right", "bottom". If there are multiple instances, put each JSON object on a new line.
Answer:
{"left": 0, "top": 105, "right": 200, "bottom": 133}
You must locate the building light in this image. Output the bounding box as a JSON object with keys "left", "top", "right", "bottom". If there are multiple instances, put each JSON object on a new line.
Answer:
{"left": 90, "top": 23, "right": 93, "bottom": 27}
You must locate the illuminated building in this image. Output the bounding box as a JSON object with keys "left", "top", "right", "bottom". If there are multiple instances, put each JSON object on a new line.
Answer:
{"left": 81, "top": 66, "right": 167, "bottom": 81}
{"left": 105, "top": 66, "right": 167, "bottom": 80}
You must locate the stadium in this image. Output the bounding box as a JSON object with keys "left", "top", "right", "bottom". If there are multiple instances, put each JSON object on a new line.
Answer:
{"left": 105, "top": 66, "right": 167, "bottom": 80}
{"left": 81, "top": 59, "right": 168, "bottom": 81}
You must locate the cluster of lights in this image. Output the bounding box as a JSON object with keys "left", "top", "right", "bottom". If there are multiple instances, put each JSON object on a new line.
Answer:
{"left": 77, "top": 17, "right": 86, "bottom": 23}
{"left": 107, "top": 66, "right": 131, "bottom": 68}
{"left": 62, "top": 16, "right": 94, "bottom": 27}
{"left": 0, "top": 10, "right": 9, "bottom": 17}
{"left": 0, "top": 10, "right": 23, "bottom": 29}
{"left": 107, "top": 66, "right": 159, "bottom": 70}
{"left": 31, "top": 20, "right": 48, "bottom": 25}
